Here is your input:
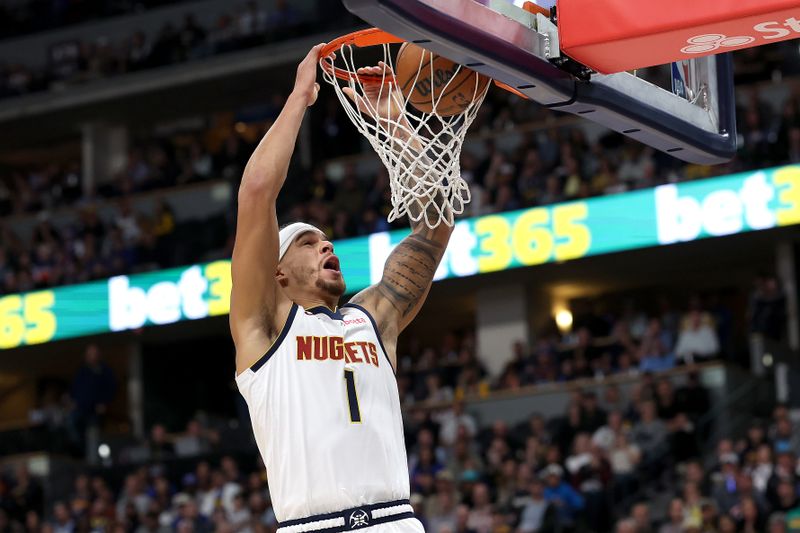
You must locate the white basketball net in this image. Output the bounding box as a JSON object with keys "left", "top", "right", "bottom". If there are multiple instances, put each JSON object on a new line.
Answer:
{"left": 320, "top": 40, "right": 489, "bottom": 228}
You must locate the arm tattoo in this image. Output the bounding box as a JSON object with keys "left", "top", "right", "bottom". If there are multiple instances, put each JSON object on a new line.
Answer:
{"left": 377, "top": 233, "right": 444, "bottom": 317}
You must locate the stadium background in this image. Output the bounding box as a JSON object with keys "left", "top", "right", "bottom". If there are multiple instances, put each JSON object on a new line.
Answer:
{"left": 0, "top": 1, "right": 799, "bottom": 532}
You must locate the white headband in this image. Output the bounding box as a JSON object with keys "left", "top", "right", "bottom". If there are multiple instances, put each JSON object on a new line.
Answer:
{"left": 278, "top": 222, "right": 325, "bottom": 261}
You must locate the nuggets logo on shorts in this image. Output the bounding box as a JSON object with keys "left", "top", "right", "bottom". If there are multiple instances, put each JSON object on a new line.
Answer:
{"left": 348, "top": 509, "right": 370, "bottom": 528}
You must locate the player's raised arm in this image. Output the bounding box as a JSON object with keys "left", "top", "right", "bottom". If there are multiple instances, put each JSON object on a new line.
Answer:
{"left": 370, "top": 206, "right": 453, "bottom": 329}
{"left": 230, "top": 43, "right": 323, "bottom": 374}
{"left": 345, "top": 64, "right": 454, "bottom": 347}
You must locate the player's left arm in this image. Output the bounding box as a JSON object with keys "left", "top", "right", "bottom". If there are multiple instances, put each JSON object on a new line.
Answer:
{"left": 350, "top": 214, "right": 453, "bottom": 336}
{"left": 345, "top": 62, "right": 453, "bottom": 342}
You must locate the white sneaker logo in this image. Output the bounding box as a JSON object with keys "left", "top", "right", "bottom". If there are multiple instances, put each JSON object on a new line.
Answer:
{"left": 681, "top": 33, "right": 755, "bottom": 54}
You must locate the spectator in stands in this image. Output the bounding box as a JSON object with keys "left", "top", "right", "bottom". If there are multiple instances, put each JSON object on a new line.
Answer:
{"left": 68, "top": 344, "right": 116, "bottom": 453}
{"left": 659, "top": 498, "right": 686, "bottom": 533}
{"left": 769, "top": 404, "right": 797, "bottom": 440}
{"left": 438, "top": 400, "right": 478, "bottom": 447}
{"left": 564, "top": 433, "right": 593, "bottom": 478}
{"left": 654, "top": 379, "right": 679, "bottom": 421}
{"left": 772, "top": 419, "right": 800, "bottom": 454}
{"left": 554, "top": 403, "right": 583, "bottom": 453}
{"left": 147, "top": 475, "right": 171, "bottom": 520}
{"left": 631, "top": 400, "right": 668, "bottom": 480}
{"left": 51, "top": 501, "right": 74, "bottom": 533}
{"left": 28, "top": 383, "right": 70, "bottom": 449}
{"left": 713, "top": 455, "right": 744, "bottom": 512}
{"left": 579, "top": 391, "right": 607, "bottom": 433}
{"left": 749, "top": 283, "right": 785, "bottom": 339}
{"left": 667, "top": 414, "right": 696, "bottom": 464}
{"left": 425, "top": 472, "right": 458, "bottom": 533}
{"left": 773, "top": 480, "right": 799, "bottom": 513}
{"left": 518, "top": 413, "right": 552, "bottom": 447}
{"left": 6, "top": 465, "right": 43, "bottom": 523}
{"left": 769, "top": 513, "right": 790, "bottom": 533}
{"left": 615, "top": 518, "right": 637, "bottom": 533}
{"left": 227, "top": 491, "right": 251, "bottom": 533}
{"left": 517, "top": 479, "right": 555, "bottom": 533}
{"left": 199, "top": 470, "right": 240, "bottom": 518}
{"left": 116, "top": 475, "right": 150, "bottom": 521}
{"left": 638, "top": 319, "right": 675, "bottom": 372}
{"left": 609, "top": 431, "right": 641, "bottom": 503}
{"left": 215, "top": 132, "right": 248, "bottom": 180}
{"left": 767, "top": 452, "right": 799, "bottom": 509}
{"left": 174, "top": 419, "right": 217, "bottom": 457}
{"left": 601, "top": 385, "right": 627, "bottom": 415}
{"left": 175, "top": 497, "right": 211, "bottom": 533}
{"left": 630, "top": 502, "right": 653, "bottom": 533}
{"left": 423, "top": 373, "right": 454, "bottom": 404}
{"left": 717, "top": 513, "right": 738, "bottom": 533}
{"left": 267, "top": 0, "right": 301, "bottom": 32}
{"left": 124, "top": 31, "right": 151, "bottom": 72}
{"left": 115, "top": 197, "right": 142, "bottom": 245}
{"left": 152, "top": 198, "right": 177, "bottom": 266}
{"left": 676, "top": 372, "right": 711, "bottom": 422}
{"left": 467, "top": 483, "right": 493, "bottom": 533}
{"left": 411, "top": 446, "right": 444, "bottom": 495}
{"left": 451, "top": 504, "right": 476, "bottom": 533}
{"left": 147, "top": 424, "right": 175, "bottom": 462}
{"left": 592, "top": 410, "right": 624, "bottom": 451}
{"left": 540, "top": 464, "right": 584, "bottom": 532}
{"left": 739, "top": 496, "right": 766, "bottom": 532}
{"left": 179, "top": 14, "right": 207, "bottom": 59}
{"left": 748, "top": 274, "right": 788, "bottom": 363}
{"left": 788, "top": 126, "right": 800, "bottom": 163}
{"left": 674, "top": 308, "right": 720, "bottom": 364}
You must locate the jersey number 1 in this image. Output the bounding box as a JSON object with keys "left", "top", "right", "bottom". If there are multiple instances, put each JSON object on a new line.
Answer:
{"left": 344, "top": 369, "right": 362, "bottom": 423}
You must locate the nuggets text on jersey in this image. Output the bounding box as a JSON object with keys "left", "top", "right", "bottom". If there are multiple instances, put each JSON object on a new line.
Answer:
{"left": 296, "top": 336, "right": 380, "bottom": 366}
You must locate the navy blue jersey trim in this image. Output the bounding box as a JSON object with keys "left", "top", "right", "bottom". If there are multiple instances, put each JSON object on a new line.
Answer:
{"left": 306, "top": 305, "right": 344, "bottom": 320}
{"left": 278, "top": 499, "right": 411, "bottom": 529}
{"left": 250, "top": 303, "right": 298, "bottom": 373}
{"left": 342, "top": 303, "right": 394, "bottom": 372}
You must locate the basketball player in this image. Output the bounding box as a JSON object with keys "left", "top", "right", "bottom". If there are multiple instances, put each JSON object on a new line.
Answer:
{"left": 231, "top": 44, "right": 452, "bottom": 533}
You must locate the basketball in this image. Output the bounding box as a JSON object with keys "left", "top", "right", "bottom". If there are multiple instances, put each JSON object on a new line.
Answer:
{"left": 395, "top": 42, "right": 489, "bottom": 117}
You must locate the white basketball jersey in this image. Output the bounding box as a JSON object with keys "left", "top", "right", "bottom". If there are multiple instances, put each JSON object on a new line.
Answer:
{"left": 235, "top": 303, "right": 411, "bottom": 522}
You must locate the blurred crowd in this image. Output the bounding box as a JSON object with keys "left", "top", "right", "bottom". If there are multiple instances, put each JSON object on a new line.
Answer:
{"left": 0, "top": 0, "right": 797, "bottom": 101}
{"left": 0, "top": 125, "right": 255, "bottom": 292}
{"left": 0, "top": 0, "right": 335, "bottom": 101}
{"left": 395, "top": 294, "right": 731, "bottom": 409}
{"left": 2, "top": 80, "right": 799, "bottom": 296}
{"left": 0, "top": 252, "right": 791, "bottom": 533}
{"left": 0, "top": 119, "right": 272, "bottom": 217}
{"left": 0, "top": 4, "right": 798, "bottom": 533}
{"left": 0, "top": 195, "right": 229, "bottom": 294}
{"left": 21, "top": 279, "right": 788, "bottom": 455}
{"left": 3, "top": 367, "right": 799, "bottom": 533}
{"left": 0, "top": 0, "right": 188, "bottom": 39}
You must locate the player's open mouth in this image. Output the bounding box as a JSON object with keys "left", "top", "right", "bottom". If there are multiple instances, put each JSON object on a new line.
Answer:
{"left": 323, "top": 256, "right": 340, "bottom": 272}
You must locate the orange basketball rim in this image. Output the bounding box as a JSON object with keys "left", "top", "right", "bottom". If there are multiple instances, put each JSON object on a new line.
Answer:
{"left": 319, "top": 27, "right": 526, "bottom": 99}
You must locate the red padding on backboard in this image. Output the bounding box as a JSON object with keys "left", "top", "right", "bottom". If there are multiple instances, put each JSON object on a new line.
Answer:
{"left": 558, "top": 0, "right": 800, "bottom": 74}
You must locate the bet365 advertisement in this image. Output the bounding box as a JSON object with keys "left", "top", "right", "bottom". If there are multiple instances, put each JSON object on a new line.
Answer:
{"left": 2, "top": 164, "right": 798, "bottom": 350}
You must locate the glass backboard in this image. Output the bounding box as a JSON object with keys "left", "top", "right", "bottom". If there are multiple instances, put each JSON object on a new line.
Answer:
{"left": 342, "top": 0, "right": 737, "bottom": 165}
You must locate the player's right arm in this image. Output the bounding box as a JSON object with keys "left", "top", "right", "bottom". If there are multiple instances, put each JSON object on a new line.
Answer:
{"left": 230, "top": 44, "right": 323, "bottom": 375}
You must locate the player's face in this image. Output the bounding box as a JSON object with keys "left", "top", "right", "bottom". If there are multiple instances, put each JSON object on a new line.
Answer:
{"left": 279, "top": 231, "right": 346, "bottom": 298}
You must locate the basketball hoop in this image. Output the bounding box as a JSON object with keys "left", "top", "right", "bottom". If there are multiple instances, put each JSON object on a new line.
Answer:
{"left": 320, "top": 28, "right": 490, "bottom": 228}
